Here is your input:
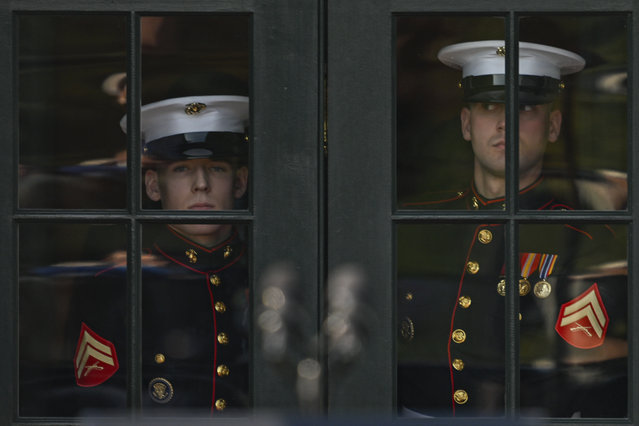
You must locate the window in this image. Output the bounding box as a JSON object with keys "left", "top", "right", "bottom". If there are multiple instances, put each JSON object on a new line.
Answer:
{"left": 1, "top": 0, "right": 637, "bottom": 424}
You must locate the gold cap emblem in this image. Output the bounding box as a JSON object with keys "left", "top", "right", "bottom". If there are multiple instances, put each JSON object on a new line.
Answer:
{"left": 184, "top": 102, "right": 207, "bottom": 115}
{"left": 185, "top": 248, "right": 198, "bottom": 264}
{"left": 496, "top": 46, "right": 506, "bottom": 56}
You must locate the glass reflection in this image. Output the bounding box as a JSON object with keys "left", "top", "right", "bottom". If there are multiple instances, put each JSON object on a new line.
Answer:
{"left": 396, "top": 222, "right": 628, "bottom": 417}
{"left": 18, "top": 15, "right": 128, "bottom": 209}
{"left": 19, "top": 223, "right": 127, "bottom": 417}
{"left": 519, "top": 15, "right": 628, "bottom": 210}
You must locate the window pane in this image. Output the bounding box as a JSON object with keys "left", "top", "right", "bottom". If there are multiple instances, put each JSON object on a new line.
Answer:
{"left": 396, "top": 16, "right": 505, "bottom": 210}
{"left": 19, "top": 223, "right": 127, "bottom": 417}
{"left": 18, "top": 15, "right": 127, "bottom": 209}
{"left": 518, "top": 15, "right": 628, "bottom": 211}
{"left": 137, "top": 16, "right": 250, "bottom": 211}
{"left": 396, "top": 221, "right": 628, "bottom": 418}
{"left": 397, "top": 223, "right": 506, "bottom": 416}
{"left": 141, "top": 222, "right": 249, "bottom": 415}
{"left": 518, "top": 222, "right": 627, "bottom": 417}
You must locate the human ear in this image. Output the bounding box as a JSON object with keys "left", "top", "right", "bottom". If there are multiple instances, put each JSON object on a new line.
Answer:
{"left": 233, "top": 166, "right": 248, "bottom": 199}
{"left": 547, "top": 109, "right": 562, "bottom": 143}
{"left": 460, "top": 107, "right": 472, "bottom": 141}
{"left": 144, "top": 169, "right": 162, "bottom": 202}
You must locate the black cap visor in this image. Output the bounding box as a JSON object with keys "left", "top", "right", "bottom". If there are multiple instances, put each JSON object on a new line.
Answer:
{"left": 143, "top": 131, "right": 247, "bottom": 161}
{"left": 462, "top": 74, "right": 562, "bottom": 104}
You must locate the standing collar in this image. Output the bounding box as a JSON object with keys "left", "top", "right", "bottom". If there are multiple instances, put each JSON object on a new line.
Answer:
{"left": 469, "top": 176, "right": 546, "bottom": 210}
{"left": 152, "top": 225, "right": 245, "bottom": 274}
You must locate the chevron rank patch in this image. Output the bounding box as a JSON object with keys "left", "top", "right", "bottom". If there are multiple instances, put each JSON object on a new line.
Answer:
{"left": 555, "top": 283, "right": 609, "bottom": 349}
{"left": 74, "top": 322, "right": 119, "bottom": 387}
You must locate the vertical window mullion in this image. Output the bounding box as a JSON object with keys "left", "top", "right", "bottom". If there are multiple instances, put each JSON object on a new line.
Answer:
{"left": 631, "top": 5, "right": 639, "bottom": 422}
{"left": 126, "top": 11, "right": 142, "bottom": 414}
{"left": 504, "top": 12, "right": 521, "bottom": 419}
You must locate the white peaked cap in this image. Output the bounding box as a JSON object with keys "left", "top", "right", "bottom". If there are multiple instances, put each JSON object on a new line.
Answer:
{"left": 120, "top": 95, "right": 249, "bottom": 143}
{"left": 437, "top": 40, "right": 585, "bottom": 79}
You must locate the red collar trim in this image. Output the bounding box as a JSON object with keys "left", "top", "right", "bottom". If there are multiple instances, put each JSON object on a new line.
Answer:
{"left": 166, "top": 225, "right": 238, "bottom": 253}
{"left": 471, "top": 176, "right": 545, "bottom": 206}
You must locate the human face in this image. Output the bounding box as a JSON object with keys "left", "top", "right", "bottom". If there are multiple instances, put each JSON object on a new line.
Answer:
{"left": 144, "top": 158, "right": 248, "bottom": 247}
{"left": 460, "top": 102, "right": 562, "bottom": 187}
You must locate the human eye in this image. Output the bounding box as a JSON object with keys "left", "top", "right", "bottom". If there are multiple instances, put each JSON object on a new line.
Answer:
{"left": 170, "top": 163, "right": 189, "bottom": 173}
{"left": 481, "top": 103, "right": 498, "bottom": 111}
{"left": 519, "top": 104, "right": 534, "bottom": 112}
{"left": 209, "top": 163, "right": 230, "bottom": 173}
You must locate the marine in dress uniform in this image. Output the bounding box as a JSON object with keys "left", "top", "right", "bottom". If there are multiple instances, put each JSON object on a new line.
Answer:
{"left": 19, "top": 95, "right": 250, "bottom": 417}
{"left": 397, "top": 41, "right": 628, "bottom": 418}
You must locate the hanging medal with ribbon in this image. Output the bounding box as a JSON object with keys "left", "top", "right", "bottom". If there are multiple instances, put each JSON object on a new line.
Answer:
{"left": 519, "top": 253, "right": 540, "bottom": 296}
{"left": 534, "top": 253, "right": 557, "bottom": 298}
{"left": 497, "top": 264, "right": 506, "bottom": 296}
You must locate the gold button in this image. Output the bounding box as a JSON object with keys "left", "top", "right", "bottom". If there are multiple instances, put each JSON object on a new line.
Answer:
{"left": 215, "top": 398, "right": 226, "bottom": 411}
{"left": 215, "top": 301, "right": 227, "bottom": 313}
{"left": 209, "top": 274, "right": 221, "bottom": 286}
{"left": 478, "top": 229, "right": 493, "bottom": 244}
{"left": 400, "top": 317, "right": 415, "bottom": 341}
{"left": 458, "top": 296, "right": 471, "bottom": 308}
{"left": 404, "top": 292, "right": 414, "bottom": 302}
{"left": 154, "top": 353, "right": 165, "bottom": 364}
{"left": 217, "top": 364, "right": 230, "bottom": 377}
{"left": 454, "top": 389, "right": 468, "bottom": 404}
{"left": 452, "top": 358, "right": 464, "bottom": 371}
{"left": 217, "top": 332, "right": 229, "bottom": 345}
{"left": 466, "top": 261, "right": 479, "bottom": 274}
{"left": 452, "top": 329, "right": 466, "bottom": 344}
